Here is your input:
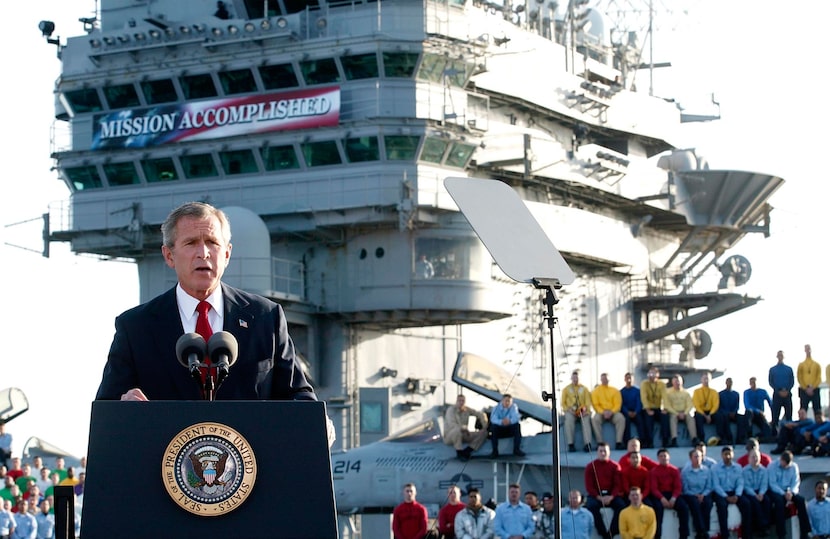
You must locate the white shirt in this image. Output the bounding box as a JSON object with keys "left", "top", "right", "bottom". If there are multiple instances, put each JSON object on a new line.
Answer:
{"left": 175, "top": 284, "right": 225, "bottom": 335}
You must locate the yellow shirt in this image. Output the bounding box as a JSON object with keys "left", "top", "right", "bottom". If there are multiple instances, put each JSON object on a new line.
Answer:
{"left": 797, "top": 357, "right": 822, "bottom": 388}
{"left": 664, "top": 388, "right": 693, "bottom": 414}
{"left": 692, "top": 387, "right": 720, "bottom": 414}
{"left": 640, "top": 380, "right": 666, "bottom": 410}
{"left": 619, "top": 504, "right": 656, "bottom": 539}
{"left": 592, "top": 385, "right": 622, "bottom": 413}
{"left": 562, "top": 383, "right": 593, "bottom": 414}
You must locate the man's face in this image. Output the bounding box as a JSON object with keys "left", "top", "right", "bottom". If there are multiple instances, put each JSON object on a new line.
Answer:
{"left": 690, "top": 450, "right": 702, "bottom": 467}
{"left": 701, "top": 373, "right": 709, "bottom": 386}
{"left": 508, "top": 487, "right": 520, "bottom": 504}
{"left": 658, "top": 451, "right": 670, "bottom": 466}
{"left": 162, "top": 215, "right": 232, "bottom": 300}
{"left": 524, "top": 493, "right": 537, "bottom": 507}
{"left": 805, "top": 344, "right": 812, "bottom": 356}
{"left": 543, "top": 497, "right": 555, "bottom": 512}
{"left": 502, "top": 396, "right": 512, "bottom": 408}
{"left": 624, "top": 373, "right": 632, "bottom": 387}
{"left": 629, "top": 452, "right": 641, "bottom": 468}
{"left": 629, "top": 489, "right": 642, "bottom": 506}
{"left": 568, "top": 491, "right": 582, "bottom": 508}
{"left": 456, "top": 395, "right": 466, "bottom": 409}
{"left": 750, "top": 378, "right": 757, "bottom": 390}
{"left": 672, "top": 376, "right": 680, "bottom": 389}
{"left": 597, "top": 445, "right": 609, "bottom": 461}
{"left": 722, "top": 450, "right": 733, "bottom": 466}
{"left": 647, "top": 369, "right": 657, "bottom": 381}
{"left": 448, "top": 487, "right": 460, "bottom": 503}
{"left": 403, "top": 486, "right": 416, "bottom": 502}
{"left": 40, "top": 500, "right": 50, "bottom": 514}
{"left": 777, "top": 351, "right": 784, "bottom": 362}
{"left": 600, "top": 374, "right": 609, "bottom": 386}
{"left": 725, "top": 378, "right": 732, "bottom": 390}
{"left": 816, "top": 482, "right": 827, "bottom": 501}
{"left": 571, "top": 373, "right": 579, "bottom": 385}
{"left": 627, "top": 438, "right": 640, "bottom": 453}
{"left": 468, "top": 492, "right": 481, "bottom": 508}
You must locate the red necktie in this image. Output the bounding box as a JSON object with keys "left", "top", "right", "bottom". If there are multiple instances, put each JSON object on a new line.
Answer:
{"left": 195, "top": 301, "right": 213, "bottom": 384}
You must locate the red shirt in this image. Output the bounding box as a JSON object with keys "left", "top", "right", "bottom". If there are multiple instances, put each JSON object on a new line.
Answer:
{"left": 649, "top": 464, "right": 682, "bottom": 499}
{"left": 585, "top": 459, "right": 622, "bottom": 497}
{"left": 438, "top": 502, "right": 465, "bottom": 538}
{"left": 621, "top": 465, "right": 651, "bottom": 498}
{"left": 736, "top": 452, "right": 771, "bottom": 467}
{"left": 619, "top": 452, "right": 658, "bottom": 473}
{"left": 393, "top": 500, "right": 428, "bottom": 539}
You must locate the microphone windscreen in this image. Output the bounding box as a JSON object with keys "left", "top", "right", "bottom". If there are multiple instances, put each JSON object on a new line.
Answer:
{"left": 176, "top": 333, "right": 207, "bottom": 368}
{"left": 208, "top": 331, "right": 239, "bottom": 366}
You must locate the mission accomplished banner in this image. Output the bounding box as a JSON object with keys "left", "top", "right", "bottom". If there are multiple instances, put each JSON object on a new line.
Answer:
{"left": 91, "top": 86, "right": 340, "bottom": 149}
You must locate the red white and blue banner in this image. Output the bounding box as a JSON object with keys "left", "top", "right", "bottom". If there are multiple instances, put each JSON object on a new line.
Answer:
{"left": 91, "top": 86, "right": 340, "bottom": 149}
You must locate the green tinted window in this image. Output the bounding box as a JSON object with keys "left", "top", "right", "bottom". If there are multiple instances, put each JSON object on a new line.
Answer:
{"left": 180, "top": 74, "right": 218, "bottom": 100}
{"left": 218, "top": 69, "right": 258, "bottom": 95}
{"left": 261, "top": 145, "right": 300, "bottom": 171}
{"left": 445, "top": 141, "right": 476, "bottom": 168}
{"left": 64, "top": 166, "right": 102, "bottom": 191}
{"left": 299, "top": 58, "right": 340, "bottom": 85}
{"left": 341, "top": 53, "right": 379, "bottom": 80}
{"left": 259, "top": 63, "right": 299, "bottom": 90}
{"left": 384, "top": 135, "right": 420, "bottom": 160}
{"left": 103, "top": 84, "right": 141, "bottom": 109}
{"left": 417, "top": 53, "right": 447, "bottom": 83}
{"left": 382, "top": 52, "right": 420, "bottom": 78}
{"left": 181, "top": 154, "right": 218, "bottom": 179}
{"left": 344, "top": 136, "right": 380, "bottom": 163}
{"left": 301, "top": 141, "right": 342, "bottom": 167}
{"left": 219, "top": 149, "right": 258, "bottom": 175}
{"left": 141, "top": 79, "right": 178, "bottom": 104}
{"left": 63, "top": 89, "right": 103, "bottom": 114}
{"left": 420, "top": 137, "right": 449, "bottom": 163}
{"left": 141, "top": 157, "right": 178, "bottom": 182}
{"left": 103, "top": 162, "right": 141, "bottom": 186}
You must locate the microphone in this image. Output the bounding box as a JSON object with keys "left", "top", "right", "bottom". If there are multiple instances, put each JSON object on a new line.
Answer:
{"left": 176, "top": 333, "right": 207, "bottom": 378}
{"left": 208, "top": 331, "right": 238, "bottom": 386}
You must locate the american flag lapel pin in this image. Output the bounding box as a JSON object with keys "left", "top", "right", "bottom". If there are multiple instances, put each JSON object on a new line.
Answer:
{"left": 239, "top": 319, "right": 248, "bottom": 329}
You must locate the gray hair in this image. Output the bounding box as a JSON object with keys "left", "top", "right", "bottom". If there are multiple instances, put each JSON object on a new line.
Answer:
{"left": 161, "top": 201, "right": 231, "bottom": 248}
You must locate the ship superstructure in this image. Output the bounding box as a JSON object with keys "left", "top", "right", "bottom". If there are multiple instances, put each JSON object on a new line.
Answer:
{"left": 40, "top": 0, "right": 782, "bottom": 532}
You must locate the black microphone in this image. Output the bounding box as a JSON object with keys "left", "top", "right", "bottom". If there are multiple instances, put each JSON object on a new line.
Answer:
{"left": 176, "top": 333, "right": 207, "bottom": 378}
{"left": 208, "top": 331, "right": 238, "bottom": 386}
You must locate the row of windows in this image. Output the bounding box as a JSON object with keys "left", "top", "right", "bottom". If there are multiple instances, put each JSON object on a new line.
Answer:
{"left": 62, "top": 51, "right": 474, "bottom": 116}
{"left": 63, "top": 135, "right": 477, "bottom": 190}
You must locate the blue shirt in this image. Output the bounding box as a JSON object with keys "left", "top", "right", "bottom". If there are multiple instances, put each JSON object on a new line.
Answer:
{"left": 719, "top": 390, "right": 739, "bottom": 414}
{"left": 35, "top": 511, "right": 55, "bottom": 539}
{"left": 742, "top": 466, "right": 768, "bottom": 496}
{"left": 620, "top": 386, "right": 642, "bottom": 415}
{"left": 12, "top": 511, "right": 37, "bottom": 539}
{"left": 561, "top": 506, "right": 594, "bottom": 539}
{"left": 491, "top": 402, "right": 520, "bottom": 425}
{"left": 713, "top": 462, "right": 744, "bottom": 497}
{"left": 768, "top": 364, "right": 794, "bottom": 392}
{"left": 0, "top": 511, "right": 13, "bottom": 535}
{"left": 767, "top": 461, "right": 800, "bottom": 495}
{"left": 744, "top": 388, "right": 772, "bottom": 413}
{"left": 808, "top": 498, "right": 830, "bottom": 535}
{"left": 494, "top": 501, "right": 535, "bottom": 538}
{"left": 681, "top": 465, "right": 711, "bottom": 496}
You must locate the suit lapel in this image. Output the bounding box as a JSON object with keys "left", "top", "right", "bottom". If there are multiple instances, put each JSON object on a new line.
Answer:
{"left": 221, "top": 284, "right": 254, "bottom": 343}
{"left": 149, "top": 287, "right": 199, "bottom": 398}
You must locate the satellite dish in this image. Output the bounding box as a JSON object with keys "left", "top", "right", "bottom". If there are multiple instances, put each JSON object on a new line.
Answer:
{"left": 679, "top": 329, "right": 712, "bottom": 362}
{"left": 718, "top": 254, "right": 752, "bottom": 289}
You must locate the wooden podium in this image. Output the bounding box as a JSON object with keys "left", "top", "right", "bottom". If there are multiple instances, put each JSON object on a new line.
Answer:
{"left": 81, "top": 401, "right": 337, "bottom": 538}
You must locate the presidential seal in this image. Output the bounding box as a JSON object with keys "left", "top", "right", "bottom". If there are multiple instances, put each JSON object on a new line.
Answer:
{"left": 162, "top": 422, "right": 257, "bottom": 516}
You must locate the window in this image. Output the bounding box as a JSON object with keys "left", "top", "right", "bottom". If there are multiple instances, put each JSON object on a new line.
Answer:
{"left": 218, "top": 68, "right": 258, "bottom": 95}
{"left": 301, "top": 141, "right": 342, "bottom": 167}
{"left": 181, "top": 153, "right": 218, "bottom": 179}
{"left": 420, "top": 137, "right": 449, "bottom": 163}
{"left": 417, "top": 53, "right": 447, "bottom": 83}
{"left": 344, "top": 136, "right": 379, "bottom": 163}
{"left": 341, "top": 53, "right": 379, "bottom": 80}
{"left": 103, "top": 84, "right": 141, "bottom": 109}
{"left": 259, "top": 63, "right": 299, "bottom": 90}
{"left": 219, "top": 149, "right": 258, "bottom": 175}
{"left": 63, "top": 89, "right": 103, "bottom": 114}
{"left": 382, "top": 52, "right": 420, "bottom": 78}
{"left": 384, "top": 135, "right": 420, "bottom": 161}
{"left": 141, "top": 157, "right": 178, "bottom": 182}
{"left": 180, "top": 74, "right": 218, "bottom": 100}
{"left": 415, "top": 237, "right": 481, "bottom": 280}
{"left": 299, "top": 58, "right": 340, "bottom": 85}
{"left": 261, "top": 145, "right": 300, "bottom": 171}
{"left": 360, "top": 402, "right": 384, "bottom": 433}
{"left": 445, "top": 141, "right": 476, "bottom": 168}
{"left": 103, "top": 162, "right": 141, "bottom": 187}
{"left": 64, "top": 166, "right": 102, "bottom": 191}
{"left": 140, "top": 79, "right": 178, "bottom": 105}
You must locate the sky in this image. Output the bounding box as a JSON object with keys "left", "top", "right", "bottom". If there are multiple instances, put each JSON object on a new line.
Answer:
{"left": 1, "top": 0, "right": 828, "bottom": 458}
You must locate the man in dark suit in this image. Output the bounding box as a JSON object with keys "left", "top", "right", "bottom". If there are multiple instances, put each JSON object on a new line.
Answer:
{"left": 95, "top": 201, "right": 317, "bottom": 403}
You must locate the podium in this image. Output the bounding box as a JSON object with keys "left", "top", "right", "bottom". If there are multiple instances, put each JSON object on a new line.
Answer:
{"left": 81, "top": 401, "right": 337, "bottom": 539}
